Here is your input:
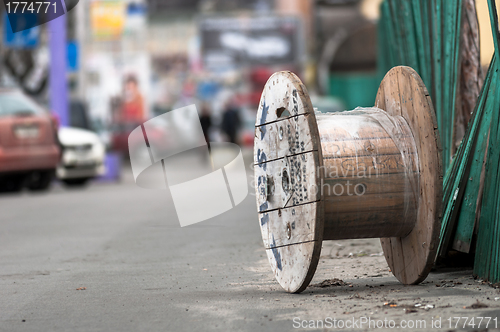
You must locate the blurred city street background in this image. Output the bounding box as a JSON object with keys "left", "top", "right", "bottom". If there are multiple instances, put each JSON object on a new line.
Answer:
{"left": 1, "top": 0, "right": 500, "bottom": 331}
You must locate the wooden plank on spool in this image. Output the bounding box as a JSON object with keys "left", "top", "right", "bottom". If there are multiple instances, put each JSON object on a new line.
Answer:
{"left": 255, "top": 151, "right": 320, "bottom": 213}
{"left": 265, "top": 203, "right": 320, "bottom": 248}
{"left": 254, "top": 71, "right": 324, "bottom": 293}
{"left": 255, "top": 157, "right": 288, "bottom": 212}
{"left": 325, "top": 191, "right": 413, "bottom": 213}
{"left": 323, "top": 173, "right": 412, "bottom": 194}
{"left": 254, "top": 114, "right": 316, "bottom": 165}
{"left": 375, "top": 68, "right": 402, "bottom": 117}
{"left": 264, "top": 241, "right": 319, "bottom": 293}
{"left": 318, "top": 121, "right": 393, "bottom": 140}
{"left": 376, "top": 66, "right": 443, "bottom": 285}
{"left": 324, "top": 210, "right": 407, "bottom": 239}
{"left": 322, "top": 153, "right": 415, "bottom": 177}
{"left": 320, "top": 137, "right": 412, "bottom": 159}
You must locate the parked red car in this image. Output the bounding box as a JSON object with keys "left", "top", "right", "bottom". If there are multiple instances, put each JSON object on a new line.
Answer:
{"left": 0, "top": 89, "right": 60, "bottom": 191}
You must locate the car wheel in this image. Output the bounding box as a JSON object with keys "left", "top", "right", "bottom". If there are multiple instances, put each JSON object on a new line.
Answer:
{"left": 63, "top": 178, "right": 90, "bottom": 187}
{"left": 27, "top": 170, "right": 54, "bottom": 191}
{"left": 0, "top": 174, "right": 25, "bottom": 192}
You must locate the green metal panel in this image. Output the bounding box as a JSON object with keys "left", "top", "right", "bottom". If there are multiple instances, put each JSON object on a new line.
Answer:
{"left": 438, "top": 58, "right": 497, "bottom": 256}
{"left": 379, "top": 0, "right": 500, "bottom": 282}
{"left": 473, "top": 0, "right": 500, "bottom": 283}
{"left": 328, "top": 73, "right": 380, "bottom": 110}
{"left": 378, "top": 0, "right": 462, "bottom": 172}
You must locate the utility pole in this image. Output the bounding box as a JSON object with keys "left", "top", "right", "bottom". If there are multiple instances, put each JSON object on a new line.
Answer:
{"left": 76, "top": 0, "right": 86, "bottom": 99}
{"left": 48, "top": 11, "right": 68, "bottom": 127}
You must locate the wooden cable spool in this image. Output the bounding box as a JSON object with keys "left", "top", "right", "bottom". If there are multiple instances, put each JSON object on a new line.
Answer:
{"left": 254, "top": 66, "right": 442, "bottom": 293}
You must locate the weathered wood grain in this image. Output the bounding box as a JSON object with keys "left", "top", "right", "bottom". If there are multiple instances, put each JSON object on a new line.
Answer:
{"left": 254, "top": 71, "right": 324, "bottom": 293}
{"left": 376, "top": 66, "right": 443, "bottom": 285}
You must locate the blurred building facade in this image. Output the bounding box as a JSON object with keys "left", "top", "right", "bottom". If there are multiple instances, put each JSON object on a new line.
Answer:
{"left": 0, "top": 0, "right": 385, "bottom": 149}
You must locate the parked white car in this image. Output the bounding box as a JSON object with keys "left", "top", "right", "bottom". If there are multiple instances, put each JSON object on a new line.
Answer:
{"left": 57, "top": 127, "right": 106, "bottom": 186}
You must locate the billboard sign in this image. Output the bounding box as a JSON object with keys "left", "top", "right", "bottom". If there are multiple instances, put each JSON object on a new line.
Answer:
{"left": 199, "top": 16, "right": 302, "bottom": 69}
{"left": 90, "top": 0, "right": 126, "bottom": 40}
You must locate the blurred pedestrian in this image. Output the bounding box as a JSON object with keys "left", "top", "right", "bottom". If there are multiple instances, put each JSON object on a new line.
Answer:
{"left": 110, "top": 75, "right": 145, "bottom": 157}
{"left": 121, "top": 74, "right": 145, "bottom": 124}
{"left": 221, "top": 101, "right": 241, "bottom": 144}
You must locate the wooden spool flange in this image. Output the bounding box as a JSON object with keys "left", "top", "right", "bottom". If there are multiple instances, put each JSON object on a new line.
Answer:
{"left": 254, "top": 66, "right": 442, "bottom": 293}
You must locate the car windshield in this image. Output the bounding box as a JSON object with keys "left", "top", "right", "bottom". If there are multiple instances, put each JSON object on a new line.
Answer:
{"left": 0, "top": 93, "right": 44, "bottom": 117}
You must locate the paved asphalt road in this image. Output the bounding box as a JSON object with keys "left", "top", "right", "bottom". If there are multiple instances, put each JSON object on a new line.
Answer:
{"left": 2, "top": 153, "right": 499, "bottom": 332}
{"left": 0, "top": 155, "right": 279, "bottom": 331}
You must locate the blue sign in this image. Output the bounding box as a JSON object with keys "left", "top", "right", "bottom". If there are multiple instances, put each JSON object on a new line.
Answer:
{"left": 67, "top": 41, "right": 79, "bottom": 72}
{"left": 4, "top": 13, "right": 39, "bottom": 48}
{"left": 127, "top": 2, "right": 147, "bottom": 15}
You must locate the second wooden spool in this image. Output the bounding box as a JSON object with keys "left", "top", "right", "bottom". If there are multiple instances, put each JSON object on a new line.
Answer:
{"left": 254, "top": 66, "right": 442, "bottom": 293}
